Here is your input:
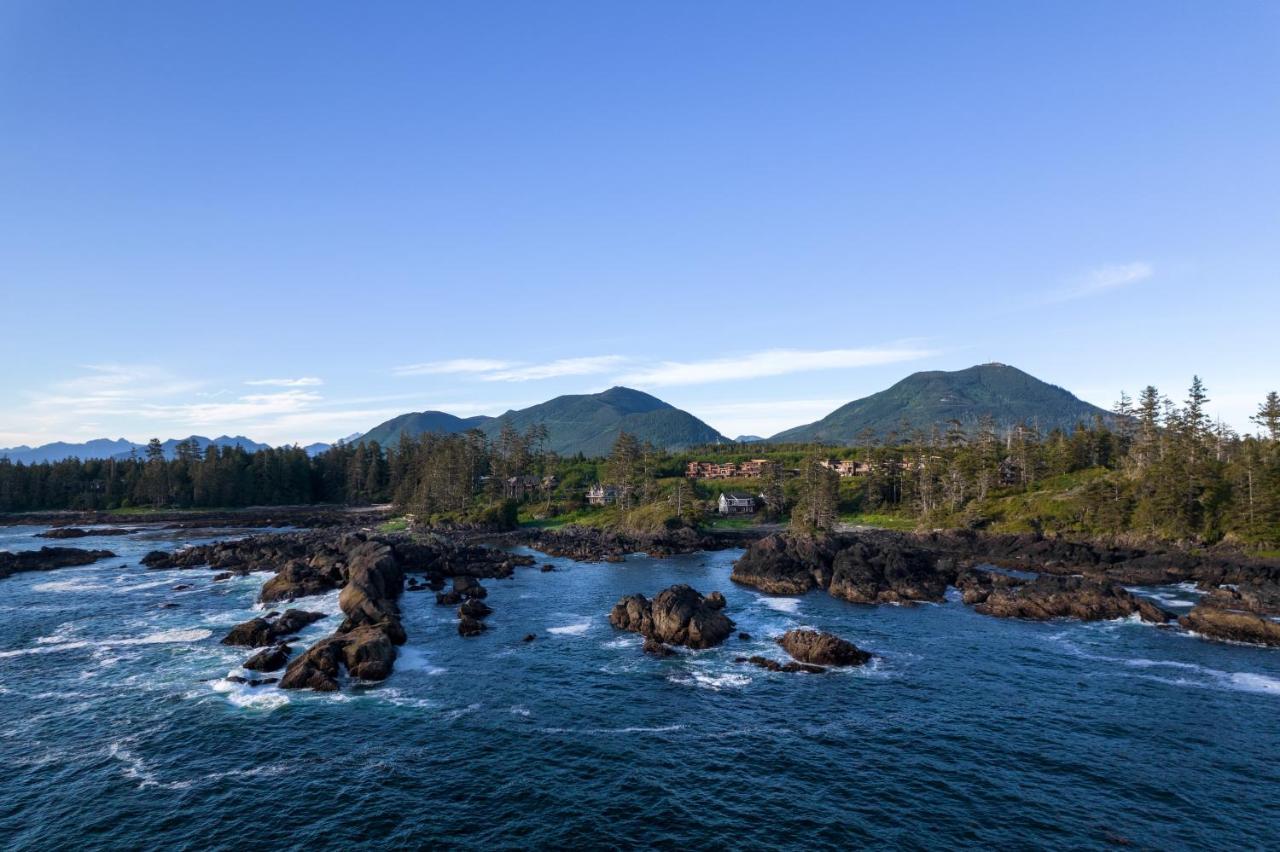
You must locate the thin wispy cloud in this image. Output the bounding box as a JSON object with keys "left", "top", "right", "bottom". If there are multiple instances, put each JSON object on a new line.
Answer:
{"left": 1052, "top": 262, "right": 1153, "bottom": 302}
{"left": 615, "top": 347, "right": 934, "bottom": 387}
{"left": 481, "top": 356, "right": 626, "bottom": 382}
{"left": 244, "top": 377, "right": 324, "bottom": 387}
{"left": 393, "top": 359, "right": 515, "bottom": 377}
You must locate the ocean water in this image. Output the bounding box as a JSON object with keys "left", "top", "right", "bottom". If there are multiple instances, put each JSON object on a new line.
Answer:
{"left": 1, "top": 525, "right": 1278, "bottom": 850}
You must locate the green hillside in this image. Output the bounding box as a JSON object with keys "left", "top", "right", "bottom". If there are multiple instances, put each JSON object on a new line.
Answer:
{"left": 359, "top": 411, "right": 492, "bottom": 447}
{"left": 771, "top": 363, "right": 1111, "bottom": 444}
{"left": 361, "top": 387, "right": 726, "bottom": 456}
{"left": 479, "top": 386, "right": 726, "bottom": 456}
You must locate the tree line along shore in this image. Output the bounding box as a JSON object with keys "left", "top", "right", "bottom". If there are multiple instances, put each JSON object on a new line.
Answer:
{"left": 1, "top": 379, "right": 1277, "bottom": 552}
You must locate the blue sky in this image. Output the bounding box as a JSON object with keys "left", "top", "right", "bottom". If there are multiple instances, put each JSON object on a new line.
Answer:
{"left": 1, "top": 1, "right": 1277, "bottom": 446}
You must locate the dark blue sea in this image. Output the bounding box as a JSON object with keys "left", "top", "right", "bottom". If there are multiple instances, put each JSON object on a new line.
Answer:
{"left": 1, "top": 524, "right": 1278, "bottom": 850}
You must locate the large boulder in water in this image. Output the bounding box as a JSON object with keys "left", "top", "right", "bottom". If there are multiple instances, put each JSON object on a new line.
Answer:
{"left": 609, "top": 584, "right": 735, "bottom": 649}
{"left": 777, "top": 629, "right": 871, "bottom": 666}
{"left": 259, "top": 560, "right": 335, "bottom": 603}
{"left": 340, "top": 626, "right": 397, "bottom": 680}
{"left": 974, "top": 575, "right": 1170, "bottom": 623}
{"left": 1179, "top": 605, "right": 1280, "bottom": 646}
{"left": 220, "top": 609, "right": 325, "bottom": 647}
{"left": 279, "top": 638, "right": 345, "bottom": 691}
{"left": 243, "top": 644, "right": 290, "bottom": 672}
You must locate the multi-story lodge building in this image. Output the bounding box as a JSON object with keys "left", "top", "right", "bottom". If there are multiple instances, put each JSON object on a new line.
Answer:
{"left": 686, "top": 459, "right": 775, "bottom": 479}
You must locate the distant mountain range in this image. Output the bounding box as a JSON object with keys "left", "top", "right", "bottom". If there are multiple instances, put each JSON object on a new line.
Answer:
{"left": 360, "top": 386, "right": 727, "bottom": 457}
{"left": 0, "top": 435, "right": 274, "bottom": 465}
{"left": 3, "top": 365, "right": 1116, "bottom": 462}
{"left": 771, "top": 363, "right": 1111, "bottom": 444}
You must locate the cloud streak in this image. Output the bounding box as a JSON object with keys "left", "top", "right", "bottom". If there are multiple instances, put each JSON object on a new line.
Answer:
{"left": 244, "top": 377, "right": 323, "bottom": 387}
{"left": 393, "top": 359, "right": 515, "bottom": 377}
{"left": 615, "top": 347, "right": 934, "bottom": 387}
{"left": 1052, "top": 262, "right": 1153, "bottom": 302}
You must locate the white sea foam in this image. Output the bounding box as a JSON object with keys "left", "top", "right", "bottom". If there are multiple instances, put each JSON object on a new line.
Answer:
{"left": 226, "top": 690, "right": 290, "bottom": 711}
{"left": 32, "top": 578, "right": 107, "bottom": 593}
{"left": 548, "top": 620, "right": 592, "bottom": 636}
{"left": 757, "top": 595, "right": 800, "bottom": 614}
{"left": 510, "top": 705, "right": 531, "bottom": 717}
{"left": 394, "top": 647, "right": 446, "bottom": 675}
{"left": 113, "top": 628, "right": 213, "bottom": 646}
{"left": 602, "top": 636, "right": 641, "bottom": 649}
{"left": 669, "top": 671, "right": 752, "bottom": 691}
{"left": 444, "top": 702, "right": 481, "bottom": 721}
{"left": 1227, "top": 672, "right": 1280, "bottom": 696}
{"left": 0, "top": 640, "right": 93, "bottom": 659}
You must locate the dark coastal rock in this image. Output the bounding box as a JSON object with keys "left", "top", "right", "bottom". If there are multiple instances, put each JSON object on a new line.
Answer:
{"left": 738, "top": 631, "right": 752, "bottom": 641}
{"left": 243, "top": 644, "right": 290, "bottom": 672}
{"left": 777, "top": 629, "right": 871, "bottom": 666}
{"left": 609, "top": 584, "right": 735, "bottom": 649}
{"left": 732, "top": 532, "right": 948, "bottom": 606}
{"left": 212, "top": 572, "right": 233, "bottom": 582}
{"left": 141, "top": 550, "right": 175, "bottom": 569}
{"left": 974, "top": 575, "right": 1171, "bottom": 623}
{"left": 522, "top": 633, "right": 536, "bottom": 642}
{"left": 540, "top": 564, "right": 555, "bottom": 572}
{"left": 220, "top": 609, "right": 325, "bottom": 647}
{"left": 37, "top": 527, "right": 133, "bottom": 539}
{"left": 1179, "top": 605, "right": 1280, "bottom": 647}
{"left": 738, "top": 655, "right": 826, "bottom": 674}
{"left": 279, "top": 637, "right": 346, "bottom": 691}
{"left": 259, "top": 560, "right": 336, "bottom": 603}
{"left": 730, "top": 533, "right": 838, "bottom": 595}
{"left": 642, "top": 637, "right": 675, "bottom": 657}
{"left": 827, "top": 539, "right": 946, "bottom": 604}
{"left": 453, "top": 576, "right": 487, "bottom": 599}
{"left": 0, "top": 546, "right": 116, "bottom": 579}
{"left": 458, "top": 615, "right": 487, "bottom": 637}
{"left": 341, "top": 625, "right": 396, "bottom": 679}
{"left": 336, "top": 539, "right": 406, "bottom": 644}
{"left": 458, "top": 598, "right": 492, "bottom": 619}
{"left": 436, "top": 590, "right": 463, "bottom": 606}
{"left": 510, "top": 524, "right": 732, "bottom": 563}
{"left": 171, "top": 583, "right": 193, "bottom": 591}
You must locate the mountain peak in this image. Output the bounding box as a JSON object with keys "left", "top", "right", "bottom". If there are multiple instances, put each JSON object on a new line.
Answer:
{"left": 771, "top": 363, "right": 1108, "bottom": 444}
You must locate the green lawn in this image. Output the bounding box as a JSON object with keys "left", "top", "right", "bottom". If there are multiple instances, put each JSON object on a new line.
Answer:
{"left": 838, "top": 512, "right": 919, "bottom": 531}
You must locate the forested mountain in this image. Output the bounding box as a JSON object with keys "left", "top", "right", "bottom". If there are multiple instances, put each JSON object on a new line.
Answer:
{"left": 478, "top": 387, "right": 725, "bottom": 456}
{"left": 0, "top": 435, "right": 271, "bottom": 464}
{"left": 771, "top": 363, "right": 1111, "bottom": 444}
{"left": 362, "top": 387, "right": 726, "bottom": 457}
{"left": 359, "top": 412, "right": 494, "bottom": 447}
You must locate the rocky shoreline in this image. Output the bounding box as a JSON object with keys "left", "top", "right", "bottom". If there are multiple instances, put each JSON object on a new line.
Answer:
{"left": 731, "top": 530, "right": 1280, "bottom": 646}
{"left": 140, "top": 529, "right": 536, "bottom": 689}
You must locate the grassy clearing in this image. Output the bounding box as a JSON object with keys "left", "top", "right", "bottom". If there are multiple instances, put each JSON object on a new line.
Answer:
{"left": 377, "top": 517, "right": 410, "bottom": 533}
{"left": 838, "top": 512, "right": 918, "bottom": 531}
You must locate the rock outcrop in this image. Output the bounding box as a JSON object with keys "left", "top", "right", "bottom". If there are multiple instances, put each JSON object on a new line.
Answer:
{"left": 242, "top": 644, "right": 290, "bottom": 672}
{"left": 732, "top": 533, "right": 946, "bottom": 604}
{"left": 1178, "top": 606, "right": 1280, "bottom": 647}
{"left": 0, "top": 546, "right": 116, "bottom": 579}
{"left": 609, "top": 584, "right": 735, "bottom": 649}
{"left": 36, "top": 527, "right": 133, "bottom": 539}
{"left": 737, "top": 655, "right": 825, "bottom": 674}
{"left": 777, "top": 629, "right": 871, "bottom": 666}
{"left": 974, "top": 575, "right": 1171, "bottom": 623}
{"left": 221, "top": 609, "right": 326, "bottom": 647}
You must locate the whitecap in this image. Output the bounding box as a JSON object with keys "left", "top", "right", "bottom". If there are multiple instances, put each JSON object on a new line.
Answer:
{"left": 113, "top": 628, "right": 213, "bottom": 646}
{"left": 393, "top": 647, "right": 446, "bottom": 675}
{"left": 1227, "top": 672, "right": 1280, "bottom": 696}
{"left": 32, "top": 578, "right": 106, "bottom": 593}
{"left": 602, "top": 635, "right": 641, "bottom": 649}
{"left": 226, "top": 690, "right": 290, "bottom": 711}
{"left": 548, "top": 620, "right": 592, "bottom": 636}
{"left": 669, "top": 671, "right": 752, "bottom": 691}
{"left": 0, "top": 640, "right": 92, "bottom": 659}
{"left": 510, "top": 705, "right": 531, "bottom": 717}
{"left": 757, "top": 595, "right": 800, "bottom": 614}
{"left": 444, "top": 702, "right": 481, "bottom": 720}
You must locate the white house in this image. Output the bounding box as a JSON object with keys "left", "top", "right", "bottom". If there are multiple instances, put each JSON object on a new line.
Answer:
{"left": 717, "top": 491, "right": 756, "bottom": 515}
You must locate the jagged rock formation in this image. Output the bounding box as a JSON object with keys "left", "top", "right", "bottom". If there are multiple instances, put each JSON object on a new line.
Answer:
{"left": 776, "top": 629, "right": 872, "bottom": 666}
{"left": 609, "top": 584, "right": 735, "bottom": 649}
